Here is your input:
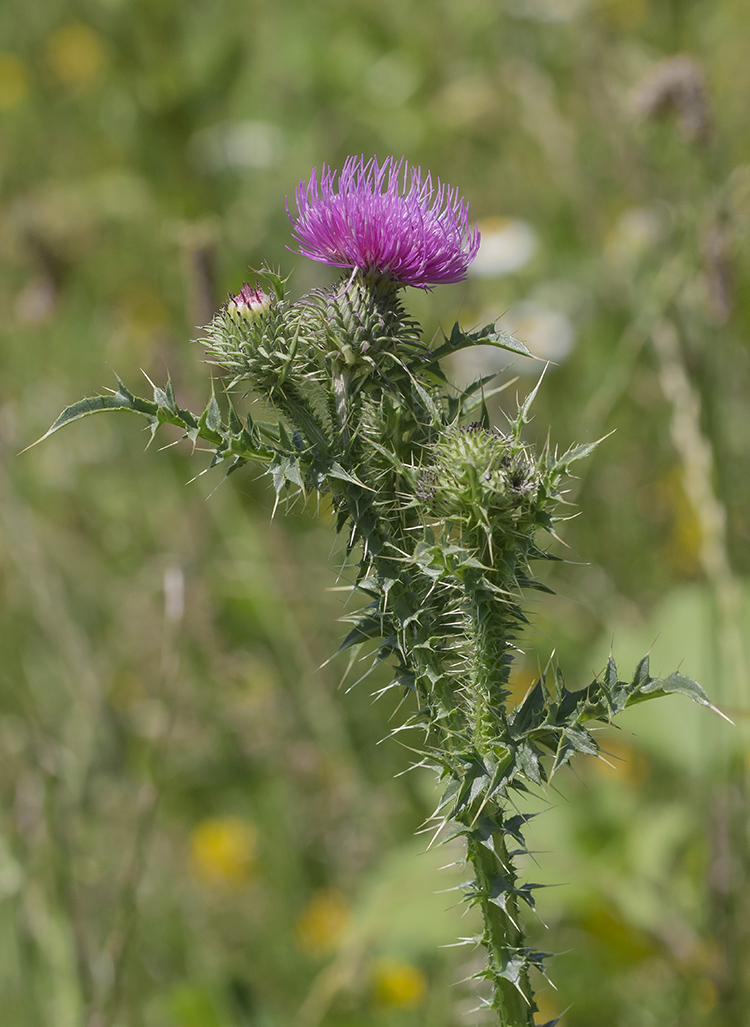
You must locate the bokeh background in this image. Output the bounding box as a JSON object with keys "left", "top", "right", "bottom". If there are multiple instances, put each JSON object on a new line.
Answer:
{"left": 2, "top": 1, "right": 750, "bottom": 1025}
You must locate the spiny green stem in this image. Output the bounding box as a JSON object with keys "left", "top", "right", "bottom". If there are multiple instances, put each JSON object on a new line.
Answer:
{"left": 463, "top": 818, "right": 536, "bottom": 1026}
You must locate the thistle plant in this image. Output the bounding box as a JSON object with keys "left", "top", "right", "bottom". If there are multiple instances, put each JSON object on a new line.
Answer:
{"left": 40, "top": 154, "right": 714, "bottom": 1026}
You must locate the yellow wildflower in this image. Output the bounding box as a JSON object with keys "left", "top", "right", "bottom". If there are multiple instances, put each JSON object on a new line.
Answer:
{"left": 371, "top": 956, "right": 427, "bottom": 1009}
{"left": 189, "top": 817, "right": 258, "bottom": 889}
{"left": 0, "top": 54, "right": 28, "bottom": 110}
{"left": 295, "top": 889, "right": 351, "bottom": 955}
{"left": 46, "top": 24, "right": 106, "bottom": 87}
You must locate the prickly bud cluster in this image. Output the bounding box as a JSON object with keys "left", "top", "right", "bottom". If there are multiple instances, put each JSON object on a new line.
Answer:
{"left": 310, "top": 273, "right": 426, "bottom": 372}
{"left": 202, "top": 270, "right": 320, "bottom": 393}
{"left": 427, "top": 424, "right": 542, "bottom": 544}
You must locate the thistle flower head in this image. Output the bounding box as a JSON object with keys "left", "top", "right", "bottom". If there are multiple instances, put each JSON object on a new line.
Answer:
{"left": 288, "top": 156, "right": 480, "bottom": 289}
{"left": 228, "top": 282, "right": 272, "bottom": 319}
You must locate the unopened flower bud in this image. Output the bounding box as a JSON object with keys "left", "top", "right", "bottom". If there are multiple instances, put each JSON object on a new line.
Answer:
{"left": 227, "top": 282, "right": 271, "bottom": 319}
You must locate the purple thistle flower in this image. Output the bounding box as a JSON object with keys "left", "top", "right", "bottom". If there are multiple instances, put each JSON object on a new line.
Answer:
{"left": 288, "top": 156, "right": 481, "bottom": 289}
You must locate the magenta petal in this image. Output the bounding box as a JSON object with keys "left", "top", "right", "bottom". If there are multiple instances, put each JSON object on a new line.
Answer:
{"left": 288, "top": 156, "right": 480, "bottom": 289}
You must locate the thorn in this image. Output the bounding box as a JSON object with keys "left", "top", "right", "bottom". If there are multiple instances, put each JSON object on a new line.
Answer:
{"left": 709, "top": 703, "right": 735, "bottom": 725}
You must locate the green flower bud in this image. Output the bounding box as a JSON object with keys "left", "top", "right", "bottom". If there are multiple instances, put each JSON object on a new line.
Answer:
{"left": 429, "top": 424, "right": 539, "bottom": 522}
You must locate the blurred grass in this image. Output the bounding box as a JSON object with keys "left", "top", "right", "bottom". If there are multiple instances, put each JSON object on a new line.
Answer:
{"left": 2, "top": 0, "right": 750, "bottom": 1024}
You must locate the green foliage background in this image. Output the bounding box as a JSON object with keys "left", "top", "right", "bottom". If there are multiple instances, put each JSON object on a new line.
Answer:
{"left": 1, "top": 0, "right": 749, "bottom": 1024}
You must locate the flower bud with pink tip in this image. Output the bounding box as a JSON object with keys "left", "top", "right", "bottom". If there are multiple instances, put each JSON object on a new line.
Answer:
{"left": 228, "top": 283, "right": 272, "bottom": 319}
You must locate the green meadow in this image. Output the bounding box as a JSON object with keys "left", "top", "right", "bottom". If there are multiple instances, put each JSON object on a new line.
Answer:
{"left": 1, "top": 1, "right": 749, "bottom": 1024}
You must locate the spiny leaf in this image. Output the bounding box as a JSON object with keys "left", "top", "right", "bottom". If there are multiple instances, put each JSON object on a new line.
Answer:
{"left": 256, "top": 266, "right": 289, "bottom": 301}
{"left": 326, "top": 461, "right": 371, "bottom": 488}
{"left": 511, "top": 679, "right": 546, "bottom": 734}
{"left": 154, "top": 377, "right": 178, "bottom": 414}
{"left": 433, "top": 322, "right": 534, "bottom": 362}
{"left": 494, "top": 950, "right": 536, "bottom": 994}
{"left": 516, "top": 741, "right": 543, "bottom": 784}
{"left": 637, "top": 670, "right": 712, "bottom": 708}
{"left": 270, "top": 454, "right": 303, "bottom": 493}
{"left": 550, "top": 431, "right": 613, "bottom": 474}
{"left": 514, "top": 366, "right": 548, "bottom": 434}
{"left": 27, "top": 390, "right": 157, "bottom": 449}
{"left": 205, "top": 392, "right": 222, "bottom": 433}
